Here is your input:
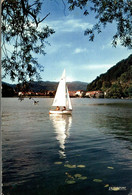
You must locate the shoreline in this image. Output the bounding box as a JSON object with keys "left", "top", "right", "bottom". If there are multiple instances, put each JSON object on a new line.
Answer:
{"left": 2, "top": 96, "right": 132, "bottom": 99}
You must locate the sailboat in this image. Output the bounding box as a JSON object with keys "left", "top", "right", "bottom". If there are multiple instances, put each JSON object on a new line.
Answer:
{"left": 49, "top": 69, "right": 72, "bottom": 115}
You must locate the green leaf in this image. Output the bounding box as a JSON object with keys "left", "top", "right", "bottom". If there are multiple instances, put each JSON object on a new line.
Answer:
{"left": 93, "top": 179, "right": 103, "bottom": 183}
{"left": 54, "top": 161, "right": 63, "bottom": 165}
{"left": 64, "top": 164, "right": 76, "bottom": 168}
{"left": 66, "top": 180, "right": 76, "bottom": 184}
{"left": 77, "top": 165, "right": 86, "bottom": 168}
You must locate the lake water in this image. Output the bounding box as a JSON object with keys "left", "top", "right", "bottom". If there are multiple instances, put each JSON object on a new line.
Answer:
{"left": 2, "top": 98, "right": 132, "bottom": 195}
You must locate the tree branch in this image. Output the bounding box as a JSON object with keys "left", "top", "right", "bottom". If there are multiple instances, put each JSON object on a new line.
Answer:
{"left": 38, "top": 13, "right": 50, "bottom": 24}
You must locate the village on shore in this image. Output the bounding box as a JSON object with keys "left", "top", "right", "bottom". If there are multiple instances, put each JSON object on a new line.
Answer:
{"left": 17, "top": 90, "right": 105, "bottom": 98}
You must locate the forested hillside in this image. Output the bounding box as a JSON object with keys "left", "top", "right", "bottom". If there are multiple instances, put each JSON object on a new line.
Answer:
{"left": 28, "top": 81, "right": 88, "bottom": 92}
{"left": 87, "top": 55, "right": 132, "bottom": 98}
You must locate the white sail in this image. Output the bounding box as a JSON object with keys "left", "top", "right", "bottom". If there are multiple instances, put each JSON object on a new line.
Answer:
{"left": 52, "top": 70, "right": 66, "bottom": 107}
{"left": 66, "top": 87, "right": 72, "bottom": 110}
{"left": 50, "top": 69, "right": 72, "bottom": 114}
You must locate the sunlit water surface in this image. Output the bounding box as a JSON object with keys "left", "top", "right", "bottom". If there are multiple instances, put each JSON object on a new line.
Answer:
{"left": 2, "top": 98, "right": 132, "bottom": 195}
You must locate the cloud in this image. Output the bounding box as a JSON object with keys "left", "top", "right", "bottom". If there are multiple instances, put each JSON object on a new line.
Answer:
{"left": 63, "top": 18, "right": 93, "bottom": 32}
{"left": 80, "top": 64, "right": 114, "bottom": 70}
{"left": 101, "top": 39, "right": 125, "bottom": 50}
{"left": 45, "top": 43, "right": 72, "bottom": 54}
{"left": 69, "top": 63, "right": 114, "bottom": 71}
{"left": 38, "top": 16, "right": 93, "bottom": 55}
{"left": 73, "top": 48, "right": 88, "bottom": 54}
{"left": 52, "top": 59, "right": 114, "bottom": 72}
{"left": 101, "top": 42, "right": 111, "bottom": 50}
{"left": 43, "top": 16, "right": 93, "bottom": 33}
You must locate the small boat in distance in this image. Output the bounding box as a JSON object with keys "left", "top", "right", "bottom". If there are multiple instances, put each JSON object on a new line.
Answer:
{"left": 49, "top": 69, "right": 72, "bottom": 115}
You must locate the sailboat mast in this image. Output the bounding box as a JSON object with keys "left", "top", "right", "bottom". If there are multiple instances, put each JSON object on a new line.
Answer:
{"left": 66, "top": 87, "right": 72, "bottom": 110}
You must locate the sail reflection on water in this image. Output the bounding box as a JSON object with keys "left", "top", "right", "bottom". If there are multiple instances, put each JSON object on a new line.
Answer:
{"left": 50, "top": 115, "right": 72, "bottom": 158}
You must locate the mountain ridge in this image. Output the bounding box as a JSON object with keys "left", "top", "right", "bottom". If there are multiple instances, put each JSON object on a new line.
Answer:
{"left": 2, "top": 54, "right": 132, "bottom": 98}
{"left": 2, "top": 81, "right": 88, "bottom": 93}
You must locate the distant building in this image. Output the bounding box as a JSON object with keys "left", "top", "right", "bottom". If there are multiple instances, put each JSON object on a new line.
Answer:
{"left": 69, "top": 91, "right": 76, "bottom": 97}
{"left": 104, "top": 92, "right": 107, "bottom": 96}
{"left": 85, "top": 91, "right": 104, "bottom": 98}
{"left": 47, "top": 91, "right": 56, "bottom": 96}
{"left": 18, "top": 92, "right": 24, "bottom": 96}
{"left": 18, "top": 91, "right": 36, "bottom": 96}
{"left": 75, "top": 90, "right": 85, "bottom": 97}
{"left": 36, "top": 92, "right": 45, "bottom": 96}
{"left": 25, "top": 91, "right": 35, "bottom": 96}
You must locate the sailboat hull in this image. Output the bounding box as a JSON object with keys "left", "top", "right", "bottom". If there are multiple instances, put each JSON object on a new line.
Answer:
{"left": 49, "top": 110, "right": 72, "bottom": 115}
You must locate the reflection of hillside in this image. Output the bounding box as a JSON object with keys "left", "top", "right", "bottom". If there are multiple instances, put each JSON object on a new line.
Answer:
{"left": 91, "top": 104, "right": 132, "bottom": 144}
{"left": 103, "top": 116, "right": 132, "bottom": 144}
{"left": 50, "top": 115, "right": 72, "bottom": 158}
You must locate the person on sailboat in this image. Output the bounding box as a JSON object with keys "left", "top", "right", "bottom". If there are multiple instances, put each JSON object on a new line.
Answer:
{"left": 62, "top": 106, "right": 66, "bottom": 111}
{"left": 56, "top": 106, "right": 60, "bottom": 111}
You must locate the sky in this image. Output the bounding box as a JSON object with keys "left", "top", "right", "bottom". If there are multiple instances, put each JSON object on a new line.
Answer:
{"left": 3, "top": 0, "right": 132, "bottom": 84}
